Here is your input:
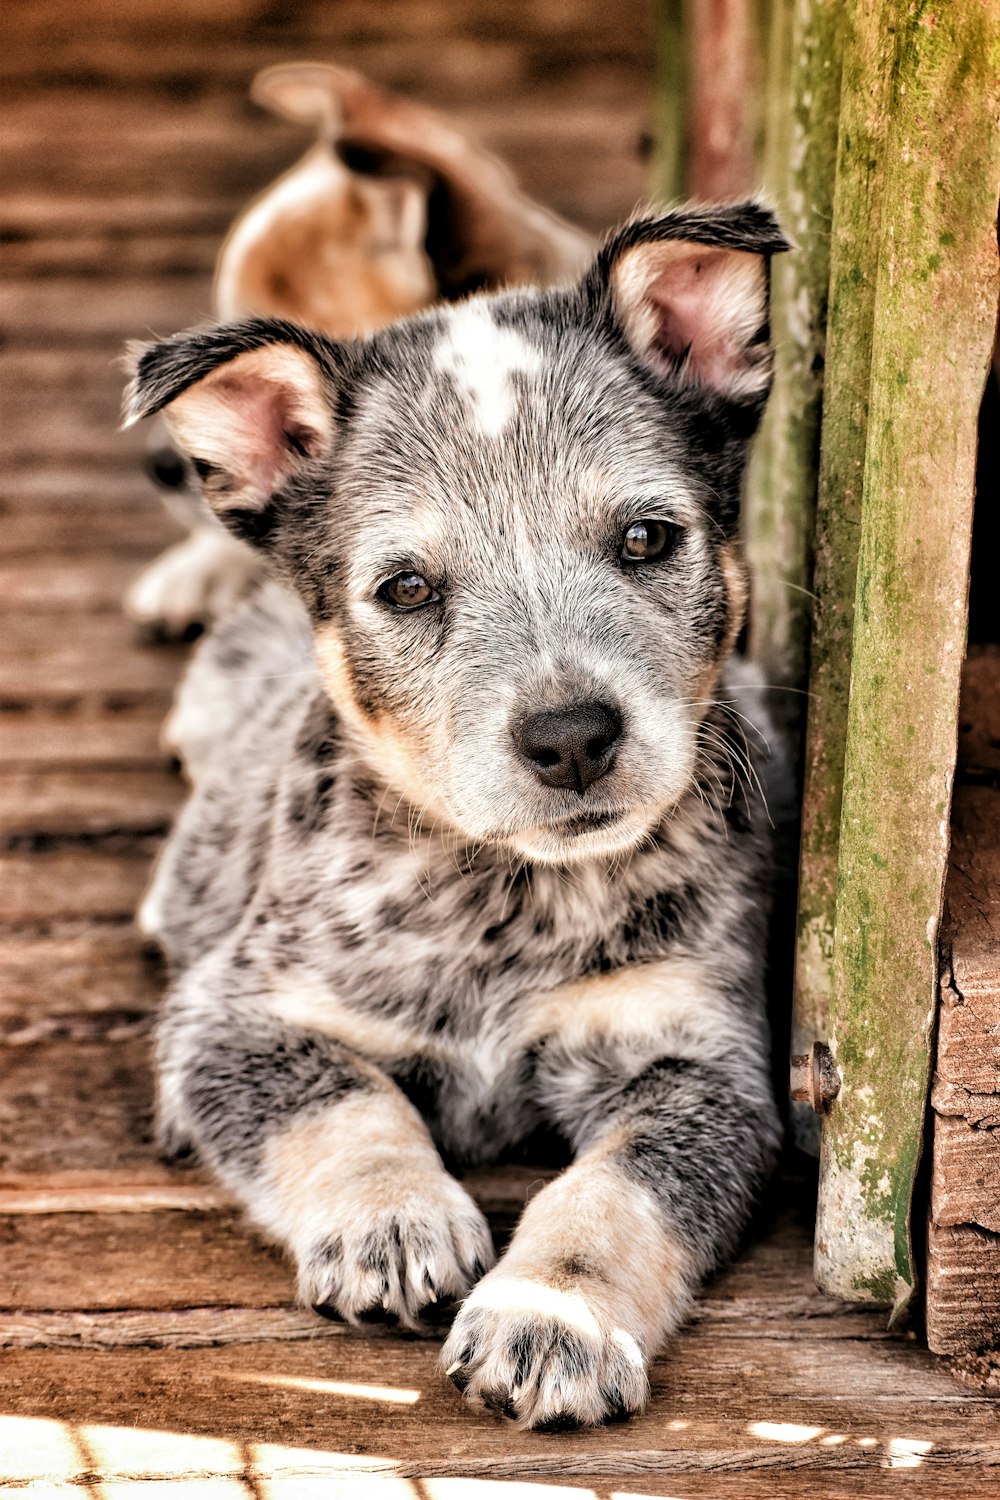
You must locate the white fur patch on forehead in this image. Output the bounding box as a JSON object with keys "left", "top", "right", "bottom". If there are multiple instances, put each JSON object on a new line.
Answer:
{"left": 162, "top": 344, "right": 333, "bottom": 511}
{"left": 433, "top": 302, "right": 542, "bottom": 437}
{"left": 612, "top": 241, "right": 770, "bottom": 402}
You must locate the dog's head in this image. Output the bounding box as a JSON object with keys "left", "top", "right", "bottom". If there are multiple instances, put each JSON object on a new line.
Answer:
{"left": 126, "top": 204, "right": 788, "bottom": 865}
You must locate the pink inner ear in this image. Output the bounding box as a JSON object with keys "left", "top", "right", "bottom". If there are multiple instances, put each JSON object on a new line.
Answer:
{"left": 620, "top": 243, "right": 767, "bottom": 398}
{"left": 164, "top": 342, "right": 333, "bottom": 511}
{"left": 187, "top": 369, "right": 328, "bottom": 505}
{"left": 647, "top": 259, "right": 716, "bottom": 359}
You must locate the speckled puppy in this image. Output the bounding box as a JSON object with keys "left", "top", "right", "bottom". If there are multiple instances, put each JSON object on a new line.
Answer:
{"left": 125, "top": 202, "right": 790, "bottom": 1431}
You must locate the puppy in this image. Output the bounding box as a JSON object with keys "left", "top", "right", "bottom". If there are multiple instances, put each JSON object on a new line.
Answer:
{"left": 125, "top": 201, "right": 789, "bottom": 1430}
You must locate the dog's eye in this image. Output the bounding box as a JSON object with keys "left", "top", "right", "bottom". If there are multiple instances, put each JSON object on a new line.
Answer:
{"left": 621, "top": 519, "right": 679, "bottom": 564}
{"left": 378, "top": 572, "right": 439, "bottom": 611}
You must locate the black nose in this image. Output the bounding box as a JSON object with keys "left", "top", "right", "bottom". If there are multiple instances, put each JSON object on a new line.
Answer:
{"left": 515, "top": 700, "right": 623, "bottom": 793}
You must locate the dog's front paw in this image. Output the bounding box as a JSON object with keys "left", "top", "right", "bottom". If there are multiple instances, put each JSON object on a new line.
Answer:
{"left": 439, "top": 1267, "right": 650, "bottom": 1429}
{"left": 300, "top": 1172, "right": 495, "bottom": 1334}
{"left": 125, "top": 530, "right": 260, "bottom": 637}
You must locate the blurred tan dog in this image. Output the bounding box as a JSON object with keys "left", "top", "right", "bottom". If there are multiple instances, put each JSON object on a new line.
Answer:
{"left": 127, "top": 63, "right": 592, "bottom": 634}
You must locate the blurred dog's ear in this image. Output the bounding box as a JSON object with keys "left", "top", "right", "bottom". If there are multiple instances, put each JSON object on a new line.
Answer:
{"left": 595, "top": 203, "right": 790, "bottom": 406}
{"left": 214, "top": 143, "right": 434, "bottom": 336}
{"left": 124, "top": 323, "right": 334, "bottom": 530}
{"left": 249, "top": 61, "right": 594, "bottom": 297}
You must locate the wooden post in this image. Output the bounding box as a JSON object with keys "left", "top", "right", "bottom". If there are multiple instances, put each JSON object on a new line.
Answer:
{"left": 653, "top": 1, "right": 689, "bottom": 202}
{"left": 687, "top": 0, "right": 759, "bottom": 199}
{"left": 744, "top": 0, "right": 842, "bottom": 724}
{"left": 927, "top": 659, "right": 1000, "bottom": 1373}
{"left": 813, "top": 0, "right": 1000, "bottom": 1313}
{"left": 742, "top": 2, "right": 844, "bottom": 1160}
{"left": 653, "top": 1, "right": 760, "bottom": 205}
{"left": 785, "top": 0, "right": 893, "bottom": 1147}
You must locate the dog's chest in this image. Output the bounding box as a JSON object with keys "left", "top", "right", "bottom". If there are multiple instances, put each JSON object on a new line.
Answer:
{"left": 257, "top": 825, "right": 602, "bottom": 1038}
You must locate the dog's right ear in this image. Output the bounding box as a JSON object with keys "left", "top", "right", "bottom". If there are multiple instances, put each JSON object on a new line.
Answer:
{"left": 124, "top": 322, "right": 335, "bottom": 534}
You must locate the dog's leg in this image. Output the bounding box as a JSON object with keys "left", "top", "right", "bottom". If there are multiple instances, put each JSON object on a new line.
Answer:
{"left": 126, "top": 430, "right": 264, "bottom": 636}
{"left": 157, "top": 994, "right": 494, "bottom": 1329}
{"left": 126, "top": 525, "right": 262, "bottom": 637}
{"left": 441, "top": 1034, "right": 779, "bottom": 1427}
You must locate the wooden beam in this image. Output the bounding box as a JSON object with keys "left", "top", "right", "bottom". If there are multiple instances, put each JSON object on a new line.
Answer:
{"left": 741, "top": 0, "right": 846, "bottom": 1154}
{"left": 814, "top": 0, "right": 1000, "bottom": 1310}
{"left": 926, "top": 678, "right": 1000, "bottom": 1373}
{"left": 743, "top": 0, "right": 842, "bottom": 734}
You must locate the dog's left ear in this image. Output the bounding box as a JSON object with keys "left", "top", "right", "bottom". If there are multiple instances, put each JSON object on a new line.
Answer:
{"left": 123, "top": 322, "right": 335, "bottom": 525}
{"left": 596, "top": 203, "right": 790, "bottom": 407}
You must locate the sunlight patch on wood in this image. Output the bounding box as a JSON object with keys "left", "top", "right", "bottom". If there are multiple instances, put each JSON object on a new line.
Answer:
{"left": 0, "top": 1415, "right": 83, "bottom": 1479}
{"left": 80, "top": 1423, "right": 245, "bottom": 1478}
{"left": 886, "top": 1438, "right": 934, "bottom": 1470}
{"left": 251, "top": 1444, "right": 401, "bottom": 1474}
{"left": 231, "top": 1372, "right": 421, "bottom": 1404}
{"left": 747, "top": 1421, "right": 825, "bottom": 1443}
{"left": 257, "top": 1474, "right": 416, "bottom": 1500}
{"left": 610, "top": 1494, "right": 686, "bottom": 1500}
{"left": 426, "top": 1484, "right": 599, "bottom": 1499}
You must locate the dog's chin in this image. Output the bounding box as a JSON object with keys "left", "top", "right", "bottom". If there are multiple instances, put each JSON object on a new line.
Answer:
{"left": 506, "top": 806, "right": 663, "bottom": 866}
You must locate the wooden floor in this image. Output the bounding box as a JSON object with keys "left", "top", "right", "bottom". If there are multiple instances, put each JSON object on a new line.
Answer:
{"left": 2, "top": 1, "right": 998, "bottom": 1494}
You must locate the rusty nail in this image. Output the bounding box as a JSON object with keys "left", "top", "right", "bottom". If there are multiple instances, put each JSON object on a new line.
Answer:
{"left": 790, "top": 1041, "right": 841, "bottom": 1114}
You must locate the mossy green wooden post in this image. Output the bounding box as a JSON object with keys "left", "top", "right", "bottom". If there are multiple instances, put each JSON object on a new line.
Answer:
{"left": 813, "top": 0, "right": 1000, "bottom": 1311}
{"left": 788, "top": 0, "right": 899, "bottom": 1156}
{"left": 742, "top": 0, "right": 845, "bottom": 1153}
{"left": 744, "top": 0, "right": 842, "bottom": 741}
{"left": 657, "top": 0, "right": 999, "bottom": 1312}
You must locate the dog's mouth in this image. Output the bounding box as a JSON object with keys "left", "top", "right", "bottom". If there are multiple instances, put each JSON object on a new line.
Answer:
{"left": 550, "top": 808, "right": 625, "bottom": 837}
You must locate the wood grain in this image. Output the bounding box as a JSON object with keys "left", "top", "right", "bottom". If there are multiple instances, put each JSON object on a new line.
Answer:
{"left": 926, "top": 676, "right": 1000, "bottom": 1361}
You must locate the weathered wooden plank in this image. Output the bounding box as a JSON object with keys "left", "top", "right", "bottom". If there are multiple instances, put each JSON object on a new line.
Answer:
{"left": 0, "top": 352, "right": 147, "bottom": 465}
{"left": 929, "top": 1110, "right": 1000, "bottom": 1233}
{"left": 0, "top": 1334, "right": 992, "bottom": 1488}
{"left": 1, "top": 232, "right": 223, "bottom": 280}
{"left": 651, "top": 0, "right": 687, "bottom": 202}
{"left": 0, "top": 1209, "right": 290, "bottom": 1312}
{"left": 0, "top": 191, "right": 241, "bottom": 240}
{"left": 926, "top": 1224, "right": 1000, "bottom": 1362}
{"left": 686, "top": 0, "right": 759, "bottom": 200}
{"left": 0, "top": 768, "right": 181, "bottom": 837}
{"left": 0, "top": 1036, "right": 157, "bottom": 1175}
{"left": 926, "top": 772, "right": 1000, "bottom": 1361}
{"left": 0, "top": 616, "right": 187, "bottom": 699}
{"left": 0, "top": 846, "right": 158, "bottom": 923}
{"left": 0, "top": 1163, "right": 551, "bottom": 1216}
{"left": 0, "top": 1198, "right": 891, "bottom": 1346}
{"left": 0, "top": 706, "right": 168, "bottom": 768}
{"left": 0, "top": 925, "right": 163, "bottom": 1013}
{"left": 0, "top": 504, "right": 178, "bottom": 555}
{"left": 0, "top": 464, "right": 166, "bottom": 504}
{"left": 0, "top": 1171, "right": 218, "bottom": 1214}
{"left": 788, "top": 0, "right": 897, "bottom": 1134}
{"left": 0, "top": 557, "right": 147, "bottom": 613}
{"left": 741, "top": 0, "right": 845, "bottom": 1155}
{"left": 815, "top": 0, "right": 1000, "bottom": 1310}
{"left": 0, "top": 126, "right": 644, "bottom": 252}
{"left": 0, "top": 276, "right": 214, "bottom": 345}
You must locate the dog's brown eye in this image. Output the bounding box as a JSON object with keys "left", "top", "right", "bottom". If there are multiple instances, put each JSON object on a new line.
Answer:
{"left": 621, "top": 519, "right": 678, "bottom": 563}
{"left": 379, "top": 572, "right": 438, "bottom": 611}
